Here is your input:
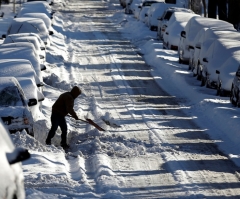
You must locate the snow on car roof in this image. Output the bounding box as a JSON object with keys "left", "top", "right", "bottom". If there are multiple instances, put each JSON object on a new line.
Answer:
{"left": 205, "top": 29, "right": 240, "bottom": 41}
{"left": 186, "top": 17, "right": 235, "bottom": 43}
{"left": 168, "top": 12, "right": 199, "bottom": 27}
{"left": 0, "top": 59, "right": 40, "bottom": 85}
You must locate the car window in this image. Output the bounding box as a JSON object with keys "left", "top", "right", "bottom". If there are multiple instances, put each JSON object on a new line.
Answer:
{"left": 164, "top": 11, "right": 173, "bottom": 20}
{"left": 0, "top": 86, "right": 23, "bottom": 106}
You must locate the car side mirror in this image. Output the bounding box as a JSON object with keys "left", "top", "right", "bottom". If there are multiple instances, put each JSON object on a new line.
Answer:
{"left": 145, "top": 13, "right": 148, "bottom": 17}
{"left": 195, "top": 43, "right": 201, "bottom": 49}
{"left": 203, "top": 58, "right": 208, "bottom": 63}
{"left": 40, "top": 46, "right": 46, "bottom": 50}
{"left": 2, "top": 34, "right": 6, "bottom": 38}
{"left": 189, "top": 45, "right": 194, "bottom": 50}
{"left": 6, "top": 147, "right": 30, "bottom": 165}
{"left": 236, "top": 71, "right": 240, "bottom": 77}
{"left": 28, "top": 98, "right": 37, "bottom": 106}
{"left": 39, "top": 55, "right": 45, "bottom": 59}
{"left": 49, "top": 2, "right": 53, "bottom": 5}
{"left": 49, "top": 31, "right": 54, "bottom": 35}
{"left": 166, "top": 32, "right": 169, "bottom": 35}
{"left": 216, "top": 70, "right": 220, "bottom": 74}
{"left": 138, "top": 6, "right": 141, "bottom": 8}
{"left": 181, "top": 31, "right": 186, "bottom": 38}
{"left": 40, "top": 64, "right": 47, "bottom": 71}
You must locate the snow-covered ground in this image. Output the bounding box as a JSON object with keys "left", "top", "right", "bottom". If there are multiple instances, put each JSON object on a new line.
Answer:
{"left": 1, "top": 0, "right": 240, "bottom": 198}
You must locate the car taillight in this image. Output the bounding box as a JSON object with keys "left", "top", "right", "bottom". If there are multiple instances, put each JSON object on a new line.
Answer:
{"left": 24, "top": 118, "right": 29, "bottom": 125}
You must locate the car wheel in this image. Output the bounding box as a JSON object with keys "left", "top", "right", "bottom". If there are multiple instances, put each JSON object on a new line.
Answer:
{"left": 216, "top": 83, "right": 221, "bottom": 96}
{"left": 206, "top": 78, "right": 211, "bottom": 88}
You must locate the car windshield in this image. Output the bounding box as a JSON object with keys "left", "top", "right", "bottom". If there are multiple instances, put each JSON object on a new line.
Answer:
{"left": 164, "top": 11, "right": 173, "bottom": 20}
{"left": 0, "top": 86, "right": 23, "bottom": 107}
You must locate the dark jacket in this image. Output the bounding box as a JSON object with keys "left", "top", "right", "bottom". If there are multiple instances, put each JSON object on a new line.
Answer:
{"left": 52, "top": 86, "right": 81, "bottom": 118}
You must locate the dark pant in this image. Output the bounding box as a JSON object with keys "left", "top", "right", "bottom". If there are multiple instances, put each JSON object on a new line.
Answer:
{"left": 46, "top": 112, "right": 67, "bottom": 144}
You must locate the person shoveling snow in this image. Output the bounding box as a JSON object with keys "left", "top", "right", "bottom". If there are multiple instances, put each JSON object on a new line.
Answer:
{"left": 45, "top": 86, "right": 82, "bottom": 149}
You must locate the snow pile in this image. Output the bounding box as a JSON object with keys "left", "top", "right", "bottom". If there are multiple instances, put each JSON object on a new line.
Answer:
{"left": 43, "top": 73, "right": 73, "bottom": 90}
{"left": 11, "top": 130, "right": 62, "bottom": 153}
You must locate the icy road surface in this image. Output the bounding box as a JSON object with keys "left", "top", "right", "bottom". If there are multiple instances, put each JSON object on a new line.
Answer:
{"left": 11, "top": 0, "right": 240, "bottom": 197}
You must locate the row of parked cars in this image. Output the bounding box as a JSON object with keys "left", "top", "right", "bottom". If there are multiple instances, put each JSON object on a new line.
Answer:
{"left": 0, "top": 0, "right": 54, "bottom": 135}
{"left": 123, "top": 0, "right": 240, "bottom": 107}
{"left": 0, "top": 1, "right": 54, "bottom": 198}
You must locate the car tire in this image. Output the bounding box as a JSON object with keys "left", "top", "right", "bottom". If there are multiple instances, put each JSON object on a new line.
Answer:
{"left": 230, "top": 86, "right": 236, "bottom": 106}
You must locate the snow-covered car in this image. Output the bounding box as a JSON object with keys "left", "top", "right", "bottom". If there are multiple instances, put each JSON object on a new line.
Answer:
{"left": 138, "top": 6, "right": 150, "bottom": 22}
{"left": 22, "top": 1, "right": 53, "bottom": 15}
{"left": 19, "top": 13, "right": 53, "bottom": 32}
{"left": 162, "top": 12, "right": 198, "bottom": 50}
{"left": 192, "top": 30, "right": 240, "bottom": 79}
{"left": 216, "top": 54, "right": 240, "bottom": 97}
{"left": 17, "top": 78, "right": 44, "bottom": 119}
{"left": 4, "top": 33, "right": 46, "bottom": 50}
{"left": 178, "top": 17, "right": 235, "bottom": 64}
{"left": 135, "top": 0, "right": 161, "bottom": 20}
{"left": 0, "top": 47, "right": 45, "bottom": 82}
{"left": 201, "top": 39, "right": 240, "bottom": 89}
{"left": 157, "top": 7, "right": 194, "bottom": 38}
{"left": 4, "top": 18, "right": 52, "bottom": 46}
{"left": 0, "top": 77, "right": 36, "bottom": 135}
{"left": 163, "top": 21, "right": 187, "bottom": 50}
{"left": 230, "top": 64, "right": 240, "bottom": 107}
{"left": 0, "top": 120, "right": 30, "bottom": 199}
{"left": 3, "top": 34, "right": 46, "bottom": 61}
{"left": 146, "top": 2, "right": 168, "bottom": 30}
{"left": 0, "top": 42, "right": 45, "bottom": 62}
{"left": 0, "top": 59, "right": 43, "bottom": 88}
{"left": 16, "top": 6, "right": 53, "bottom": 20}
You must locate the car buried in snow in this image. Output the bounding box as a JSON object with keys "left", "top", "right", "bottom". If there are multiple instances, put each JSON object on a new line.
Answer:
{"left": 3, "top": 18, "right": 53, "bottom": 46}
{"left": 3, "top": 35, "right": 46, "bottom": 61}
{"left": 0, "top": 77, "right": 36, "bottom": 135}
{"left": 178, "top": 17, "right": 235, "bottom": 64}
{"left": 201, "top": 39, "right": 240, "bottom": 89}
{"left": 0, "top": 119, "right": 30, "bottom": 199}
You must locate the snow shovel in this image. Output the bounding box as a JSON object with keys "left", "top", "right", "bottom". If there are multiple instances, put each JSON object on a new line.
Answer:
{"left": 67, "top": 115, "right": 105, "bottom": 131}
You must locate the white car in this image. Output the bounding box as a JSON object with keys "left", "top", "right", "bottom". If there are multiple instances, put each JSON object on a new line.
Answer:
{"left": 178, "top": 17, "right": 235, "bottom": 64}
{"left": 17, "top": 78, "right": 45, "bottom": 119}
{"left": 192, "top": 30, "right": 240, "bottom": 79}
{"left": 0, "top": 77, "right": 36, "bottom": 135}
{"left": 135, "top": 0, "right": 161, "bottom": 20}
{"left": 157, "top": 7, "right": 194, "bottom": 38}
{"left": 163, "top": 21, "right": 187, "bottom": 50}
{"left": 0, "top": 47, "right": 45, "bottom": 82}
{"left": 0, "top": 42, "right": 45, "bottom": 62}
{"left": 0, "top": 59, "right": 43, "bottom": 88}
{"left": 201, "top": 39, "right": 240, "bottom": 88}
{"left": 4, "top": 33, "right": 46, "bottom": 50}
{"left": 5, "top": 17, "right": 52, "bottom": 46}
{"left": 145, "top": 2, "right": 165, "bottom": 28}
{"left": 22, "top": 1, "right": 53, "bottom": 15}
{"left": 216, "top": 54, "right": 240, "bottom": 97}
{"left": 3, "top": 34, "right": 46, "bottom": 61}
{"left": 20, "top": 13, "right": 53, "bottom": 32}
{"left": 0, "top": 120, "right": 30, "bottom": 199}
{"left": 138, "top": 6, "right": 150, "bottom": 22}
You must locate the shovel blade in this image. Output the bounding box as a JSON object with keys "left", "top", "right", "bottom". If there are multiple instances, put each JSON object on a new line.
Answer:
{"left": 86, "top": 119, "right": 105, "bottom": 131}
